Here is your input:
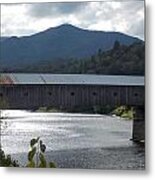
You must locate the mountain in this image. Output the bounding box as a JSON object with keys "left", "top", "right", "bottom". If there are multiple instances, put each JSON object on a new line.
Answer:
{"left": 13, "top": 41, "right": 144, "bottom": 75}
{"left": 0, "top": 24, "right": 142, "bottom": 69}
{"left": 0, "top": 37, "right": 9, "bottom": 42}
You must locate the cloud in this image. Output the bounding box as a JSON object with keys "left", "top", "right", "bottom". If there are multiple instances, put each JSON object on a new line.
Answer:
{"left": 28, "top": 2, "right": 86, "bottom": 18}
{"left": 1, "top": 1, "right": 144, "bottom": 40}
{"left": 1, "top": 4, "right": 33, "bottom": 36}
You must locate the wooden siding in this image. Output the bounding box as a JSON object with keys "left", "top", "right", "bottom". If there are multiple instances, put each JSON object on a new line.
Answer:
{"left": 0, "top": 84, "right": 144, "bottom": 109}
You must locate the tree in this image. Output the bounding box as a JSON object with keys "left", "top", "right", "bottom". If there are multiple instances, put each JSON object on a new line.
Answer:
{"left": 97, "top": 48, "right": 102, "bottom": 61}
{"left": 113, "top": 40, "right": 120, "bottom": 50}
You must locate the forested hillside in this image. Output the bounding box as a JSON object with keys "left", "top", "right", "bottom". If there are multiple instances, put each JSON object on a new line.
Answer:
{"left": 10, "top": 41, "right": 144, "bottom": 75}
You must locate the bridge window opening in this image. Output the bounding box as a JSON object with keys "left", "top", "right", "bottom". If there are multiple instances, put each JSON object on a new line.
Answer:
{"left": 23, "top": 92, "right": 28, "bottom": 97}
{"left": 71, "top": 92, "right": 75, "bottom": 96}
{"left": 134, "top": 93, "right": 138, "bottom": 97}
{"left": 48, "top": 92, "right": 52, "bottom": 96}
{"left": 93, "top": 92, "right": 97, "bottom": 96}
{"left": 113, "top": 92, "right": 118, "bottom": 97}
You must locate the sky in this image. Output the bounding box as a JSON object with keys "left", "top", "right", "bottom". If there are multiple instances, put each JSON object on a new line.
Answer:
{"left": 1, "top": 0, "right": 144, "bottom": 40}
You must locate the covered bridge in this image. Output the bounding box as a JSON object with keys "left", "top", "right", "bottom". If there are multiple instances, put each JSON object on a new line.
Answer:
{"left": 0, "top": 73, "right": 144, "bottom": 109}
{"left": 0, "top": 73, "right": 145, "bottom": 141}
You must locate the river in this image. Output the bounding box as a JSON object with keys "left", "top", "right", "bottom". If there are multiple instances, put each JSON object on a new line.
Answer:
{"left": 0, "top": 110, "right": 145, "bottom": 169}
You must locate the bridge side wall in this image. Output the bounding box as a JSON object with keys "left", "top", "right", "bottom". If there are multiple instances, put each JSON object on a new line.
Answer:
{"left": 0, "top": 84, "right": 144, "bottom": 109}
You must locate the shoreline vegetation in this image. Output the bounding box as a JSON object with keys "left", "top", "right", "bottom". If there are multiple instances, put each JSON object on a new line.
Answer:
{"left": 35, "top": 105, "right": 134, "bottom": 120}
{"left": 0, "top": 138, "right": 56, "bottom": 168}
{"left": 0, "top": 105, "right": 134, "bottom": 120}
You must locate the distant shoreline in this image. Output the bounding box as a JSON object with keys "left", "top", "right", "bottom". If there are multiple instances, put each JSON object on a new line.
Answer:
{"left": 35, "top": 105, "right": 134, "bottom": 120}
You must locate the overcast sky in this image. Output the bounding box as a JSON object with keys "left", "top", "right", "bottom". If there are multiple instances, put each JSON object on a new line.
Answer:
{"left": 1, "top": 0, "right": 144, "bottom": 40}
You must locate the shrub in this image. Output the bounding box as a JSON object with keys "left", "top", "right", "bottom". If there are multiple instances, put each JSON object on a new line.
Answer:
{"left": 0, "top": 147, "right": 19, "bottom": 167}
{"left": 26, "top": 137, "right": 56, "bottom": 168}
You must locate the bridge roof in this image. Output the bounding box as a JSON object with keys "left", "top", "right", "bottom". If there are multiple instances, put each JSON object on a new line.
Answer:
{"left": 0, "top": 73, "right": 144, "bottom": 86}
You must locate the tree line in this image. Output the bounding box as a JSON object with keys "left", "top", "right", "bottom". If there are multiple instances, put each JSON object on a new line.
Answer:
{"left": 1, "top": 41, "right": 145, "bottom": 75}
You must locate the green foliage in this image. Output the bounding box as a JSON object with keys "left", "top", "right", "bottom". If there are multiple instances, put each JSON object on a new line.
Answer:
{"left": 36, "top": 106, "right": 61, "bottom": 112}
{"left": 28, "top": 147, "right": 36, "bottom": 162}
{"left": 26, "top": 137, "right": 56, "bottom": 168}
{"left": 0, "top": 147, "right": 19, "bottom": 167}
{"left": 39, "top": 153, "right": 47, "bottom": 167}
{"left": 10, "top": 41, "right": 145, "bottom": 76}
{"left": 112, "top": 106, "right": 134, "bottom": 119}
{"left": 49, "top": 162, "right": 56, "bottom": 168}
{"left": 113, "top": 40, "right": 120, "bottom": 50}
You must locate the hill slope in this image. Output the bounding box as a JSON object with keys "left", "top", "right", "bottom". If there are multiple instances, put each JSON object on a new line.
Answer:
{"left": 0, "top": 24, "right": 142, "bottom": 69}
{"left": 13, "top": 41, "right": 144, "bottom": 75}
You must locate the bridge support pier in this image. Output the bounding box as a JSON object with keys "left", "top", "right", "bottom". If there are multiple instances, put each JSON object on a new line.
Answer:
{"left": 132, "top": 106, "right": 145, "bottom": 142}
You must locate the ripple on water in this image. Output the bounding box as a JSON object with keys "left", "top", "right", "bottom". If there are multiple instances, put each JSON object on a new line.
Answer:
{"left": 0, "top": 110, "right": 144, "bottom": 169}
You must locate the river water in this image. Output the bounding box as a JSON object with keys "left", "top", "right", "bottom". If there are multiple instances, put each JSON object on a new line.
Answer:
{"left": 0, "top": 110, "right": 145, "bottom": 169}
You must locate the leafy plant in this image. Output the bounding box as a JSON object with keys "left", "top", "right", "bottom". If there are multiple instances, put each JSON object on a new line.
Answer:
{"left": 0, "top": 147, "right": 19, "bottom": 167}
{"left": 26, "top": 137, "right": 56, "bottom": 168}
{"left": 112, "top": 106, "right": 134, "bottom": 119}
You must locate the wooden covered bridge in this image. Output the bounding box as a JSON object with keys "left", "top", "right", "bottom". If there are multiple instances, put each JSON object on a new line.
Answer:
{"left": 0, "top": 73, "right": 145, "bottom": 142}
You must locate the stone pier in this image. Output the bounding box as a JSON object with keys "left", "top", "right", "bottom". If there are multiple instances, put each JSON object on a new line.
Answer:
{"left": 132, "top": 106, "right": 145, "bottom": 142}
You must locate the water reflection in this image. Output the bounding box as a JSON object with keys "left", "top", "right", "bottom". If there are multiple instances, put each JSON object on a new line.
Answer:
{"left": 1, "top": 110, "right": 133, "bottom": 154}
